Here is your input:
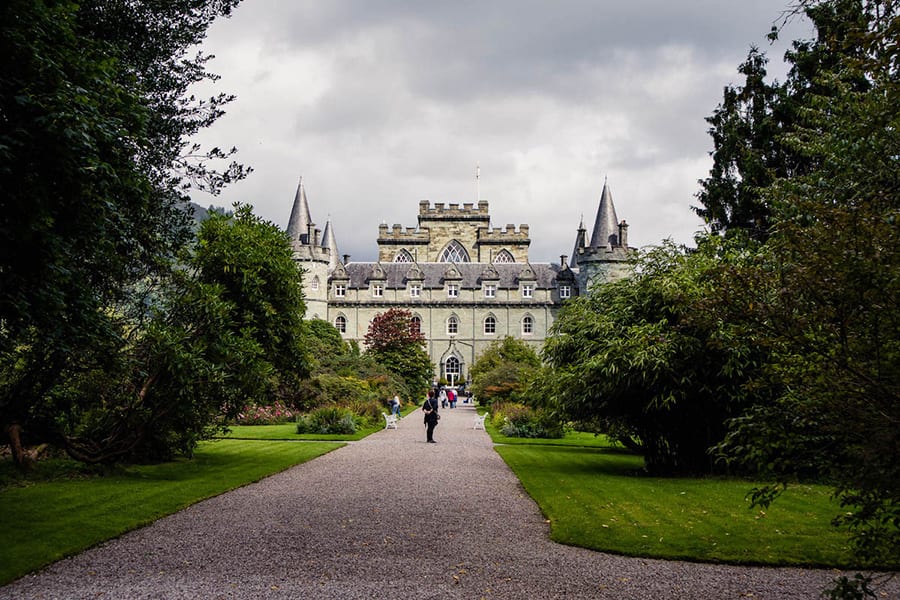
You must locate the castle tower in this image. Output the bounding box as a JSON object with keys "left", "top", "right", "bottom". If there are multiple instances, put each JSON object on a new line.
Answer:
{"left": 286, "top": 177, "right": 333, "bottom": 320}
{"left": 574, "top": 180, "right": 634, "bottom": 290}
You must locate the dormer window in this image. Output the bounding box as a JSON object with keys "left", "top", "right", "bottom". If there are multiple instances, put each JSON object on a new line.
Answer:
{"left": 372, "top": 283, "right": 383, "bottom": 297}
{"left": 410, "top": 284, "right": 421, "bottom": 298}
{"left": 334, "top": 283, "right": 346, "bottom": 297}
{"left": 447, "top": 284, "right": 459, "bottom": 298}
{"left": 521, "top": 284, "right": 534, "bottom": 299}
{"left": 559, "top": 285, "right": 571, "bottom": 299}
{"left": 483, "top": 284, "right": 496, "bottom": 299}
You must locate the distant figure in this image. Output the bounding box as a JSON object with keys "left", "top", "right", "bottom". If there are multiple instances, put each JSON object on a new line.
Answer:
{"left": 439, "top": 388, "right": 448, "bottom": 409}
{"left": 448, "top": 388, "right": 456, "bottom": 408}
{"left": 423, "top": 390, "right": 439, "bottom": 443}
{"left": 390, "top": 394, "right": 401, "bottom": 418}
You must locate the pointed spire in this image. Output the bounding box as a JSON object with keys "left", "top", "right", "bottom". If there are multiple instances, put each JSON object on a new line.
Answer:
{"left": 589, "top": 180, "right": 620, "bottom": 248}
{"left": 321, "top": 219, "right": 341, "bottom": 271}
{"left": 571, "top": 215, "right": 586, "bottom": 267}
{"left": 286, "top": 177, "right": 313, "bottom": 243}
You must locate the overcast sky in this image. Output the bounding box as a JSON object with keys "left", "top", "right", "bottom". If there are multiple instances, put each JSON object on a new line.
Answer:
{"left": 190, "top": 1, "right": 813, "bottom": 263}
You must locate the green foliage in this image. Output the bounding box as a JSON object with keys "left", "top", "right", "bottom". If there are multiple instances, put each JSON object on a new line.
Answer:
{"left": 543, "top": 241, "right": 767, "bottom": 475}
{"left": 469, "top": 336, "right": 541, "bottom": 407}
{"left": 699, "top": 0, "right": 900, "bottom": 571}
{"left": 364, "top": 308, "right": 433, "bottom": 395}
{"left": 295, "top": 406, "right": 359, "bottom": 435}
{"left": 0, "top": 0, "right": 248, "bottom": 466}
{"left": 492, "top": 403, "right": 564, "bottom": 439}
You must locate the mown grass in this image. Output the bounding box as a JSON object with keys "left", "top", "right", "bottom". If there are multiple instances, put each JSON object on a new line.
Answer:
{"left": 483, "top": 416, "right": 886, "bottom": 569}
{"left": 0, "top": 439, "right": 341, "bottom": 585}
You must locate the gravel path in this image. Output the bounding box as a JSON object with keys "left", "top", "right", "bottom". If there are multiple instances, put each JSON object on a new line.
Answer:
{"left": 3, "top": 403, "right": 894, "bottom": 599}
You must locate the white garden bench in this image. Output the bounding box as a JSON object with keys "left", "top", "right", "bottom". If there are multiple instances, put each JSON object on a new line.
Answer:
{"left": 473, "top": 413, "right": 488, "bottom": 430}
{"left": 382, "top": 412, "right": 399, "bottom": 429}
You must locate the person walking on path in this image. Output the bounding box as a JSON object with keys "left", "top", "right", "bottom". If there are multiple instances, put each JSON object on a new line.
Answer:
{"left": 423, "top": 390, "right": 439, "bottom": 443}
{"left": 390, "top": 394, "right": 401, "bottom": 418}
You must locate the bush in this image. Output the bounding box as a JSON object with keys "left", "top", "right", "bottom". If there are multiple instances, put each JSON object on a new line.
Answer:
{"left": 492, "top": 403, "right": 564, "bottom": 439}
{"left": 235, "top": 401, "right": 297, "bottom": 425}
{"left": 295, "top": 406, "right": 358, "bottom": 434}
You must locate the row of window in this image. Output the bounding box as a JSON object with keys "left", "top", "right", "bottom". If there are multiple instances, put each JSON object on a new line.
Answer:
{"left": 333, "top": 314, "right": 535, "bottom": 336}
{"left": 393, "top": 243, "right": 518, "bottom": 264}
{"left": 330, "top": 283, "right": 571, "bottom": 299}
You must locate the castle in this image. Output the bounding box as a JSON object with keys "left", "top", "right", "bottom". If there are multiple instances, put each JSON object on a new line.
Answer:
{"left": 287, "top": 178, "right": 633, "bottom": 386}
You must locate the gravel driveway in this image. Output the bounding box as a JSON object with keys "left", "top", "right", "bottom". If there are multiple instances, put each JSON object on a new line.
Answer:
{"left": 2, "top": 403, "right": 894, "bottom": 599}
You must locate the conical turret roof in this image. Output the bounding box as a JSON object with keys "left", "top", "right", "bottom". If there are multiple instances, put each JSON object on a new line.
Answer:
{"left": 571, "top": 215, "right": 586, "bottom": 267}
{"left": 589, "top": 180, "right": 619, "bottom": 248}
{"left": 286, "top": 177, "right": 312, "bottom": 242}
{"left": 321, "top": 219, "right": 341, "bottom": 271}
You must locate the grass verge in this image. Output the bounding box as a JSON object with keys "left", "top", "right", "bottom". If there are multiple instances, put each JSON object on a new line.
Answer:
{"left": 484, "top": 419, "right": 887, "bottom": 569}
{"left": 0, "top": 438, "right": 341, "bottom": 585}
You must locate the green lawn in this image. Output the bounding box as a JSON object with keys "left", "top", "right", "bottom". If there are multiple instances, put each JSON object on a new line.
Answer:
{"left": 0, "top": 439, "right": 341, "bottom": 585}
{"left": 220, "top": 422, "right": 387, "bottom": 441}
{"left": 494, "top": 443, "right": 870, "bottom": 568}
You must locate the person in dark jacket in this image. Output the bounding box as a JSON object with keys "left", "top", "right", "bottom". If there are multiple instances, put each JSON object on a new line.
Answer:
{"left": 423, "top": 390, "right": 439, "bottom": 443}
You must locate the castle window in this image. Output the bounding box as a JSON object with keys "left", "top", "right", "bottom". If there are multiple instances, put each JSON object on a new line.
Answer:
{"left": 447, "top": 284, "right": 459, "bottom": 298}
{"left": 334, "top": 315, "right": 347, "bottom": 333}
{"left": 521, "top": 284, "right": 533, "bottom": 299}
{"left": 559, "top": 285, "right": 571, "bottom": 299}
{"left": 334, "top": 283, "right": 346, "bottom": 297}
{"left": 410, "top": 315, "right": 421, "bottom": 334}
{"left": 493, "top": 249, "right": 515, "bottom": 263}
{"left": 410, "top": 284, "right": 421, "bottom": 298}
{"left": 444, "top": 355, "right": 461, "bottom": 386}
{"left": 372, "top": 283, "right": 383, "bottom": 297}
{"left": 438, "top": 240, "right": 470, "bottom": 263}
{"left": 522, "top": 315, "right": 534, "bottom": 335}
{"left": 483, "top": 284, "right": 496, "bottom": 299}
{"left": 447, "top": 316, "right": 459, "bottom": 335}
{"left": 484, "top": 315, "right": 496, "bottom": 335}
{"left": 311, "top": 276, "right": 320, "bottom": 291}
{"left": 394, "top": 249, "right": 414, "bottom": 263}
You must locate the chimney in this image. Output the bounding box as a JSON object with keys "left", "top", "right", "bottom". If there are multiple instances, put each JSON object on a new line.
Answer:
{"left": 618, "top": 220, "right": 629, "bottom": 248}
{"left": 342, "top": 254, "right": 350, "bottom": 265}
{"left": 560, "top": 255, "right": 567, "bottom": 267}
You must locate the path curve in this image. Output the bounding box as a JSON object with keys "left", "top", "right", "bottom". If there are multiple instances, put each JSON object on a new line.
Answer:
{"left": 2, "top": 404, "right": 893, "bottom": 599}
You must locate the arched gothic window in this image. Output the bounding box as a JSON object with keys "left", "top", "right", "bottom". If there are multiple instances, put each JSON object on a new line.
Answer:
{"left": 334, "top": 315, "right": 347, "bottom": 334}
{"left": 447, "top": 315, "right": 459, "bottom": 335}
{"left": 410, "top": 315, "right": 422, "bottom": 334}
{"left": 311, "top": 275, "right": 320, "bottom": 291}
{"left": 493, "top": 249, "right": 515, "bottom": 263}
{"left": 438, "top": 240, "right": 470, "bottom": 263}
{"left": 394, "top": 249, "right": 414, "bottom": 263}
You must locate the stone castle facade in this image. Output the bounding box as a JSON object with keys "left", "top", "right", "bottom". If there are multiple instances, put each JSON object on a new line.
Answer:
{"left": 287, "top": 177, "right": 634, "bottom": 386}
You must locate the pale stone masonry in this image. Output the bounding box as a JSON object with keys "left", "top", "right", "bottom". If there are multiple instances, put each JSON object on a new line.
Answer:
{"left": 288, "top": 176, "right": 634, "bottom": 385}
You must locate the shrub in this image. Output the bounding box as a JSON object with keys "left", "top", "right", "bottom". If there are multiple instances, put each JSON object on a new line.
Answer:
{"left": 295, "top": 406, "right": 358, "bottom": 434}
{"left": 492, "top": 402, "right": 564, "bottom": 439}
{"left": 235, "top": 401, "right": 297, "bottom": 425}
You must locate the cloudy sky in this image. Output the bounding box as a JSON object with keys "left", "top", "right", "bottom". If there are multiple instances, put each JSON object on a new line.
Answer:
{"left": 191, "top": 1, "right": 813, "bottom": 263}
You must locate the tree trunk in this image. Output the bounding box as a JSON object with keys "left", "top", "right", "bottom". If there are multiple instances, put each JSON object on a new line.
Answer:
{"left": 5, "top": 423, "right": 33, "bottom": 471}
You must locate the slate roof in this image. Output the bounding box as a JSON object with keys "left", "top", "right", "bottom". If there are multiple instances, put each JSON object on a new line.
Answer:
{"left": 340, "top": 262, "right": 569, "bottom": 290}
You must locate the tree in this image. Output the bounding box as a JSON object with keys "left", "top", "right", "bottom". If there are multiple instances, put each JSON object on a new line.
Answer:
{"left": 714, "top": 0, "right": 900, "bottom": 568}
{"left": 0, "top": 0, "right": 246, "bottom": 466}
{"left": 693, "top": 47, "right": 795, "bottom": 241}
{"left": 364, "top": 309, "right": 433, "bottom": 397}
{"left": 543, "top": 242, "right": 767, "bottom": 474}
{"left": 469, "top": 337, "right": 541, "bottom": 407}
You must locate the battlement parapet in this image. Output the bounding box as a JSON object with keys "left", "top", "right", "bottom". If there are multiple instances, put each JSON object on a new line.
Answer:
{"left": 377, "top": 223, "right": 430, "bottom": 243}
{"left": 477, "top": 224, "right": 530, "bottom": 242}
{"left": 418, "top": 199, "right": 490, "bottom": 220}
